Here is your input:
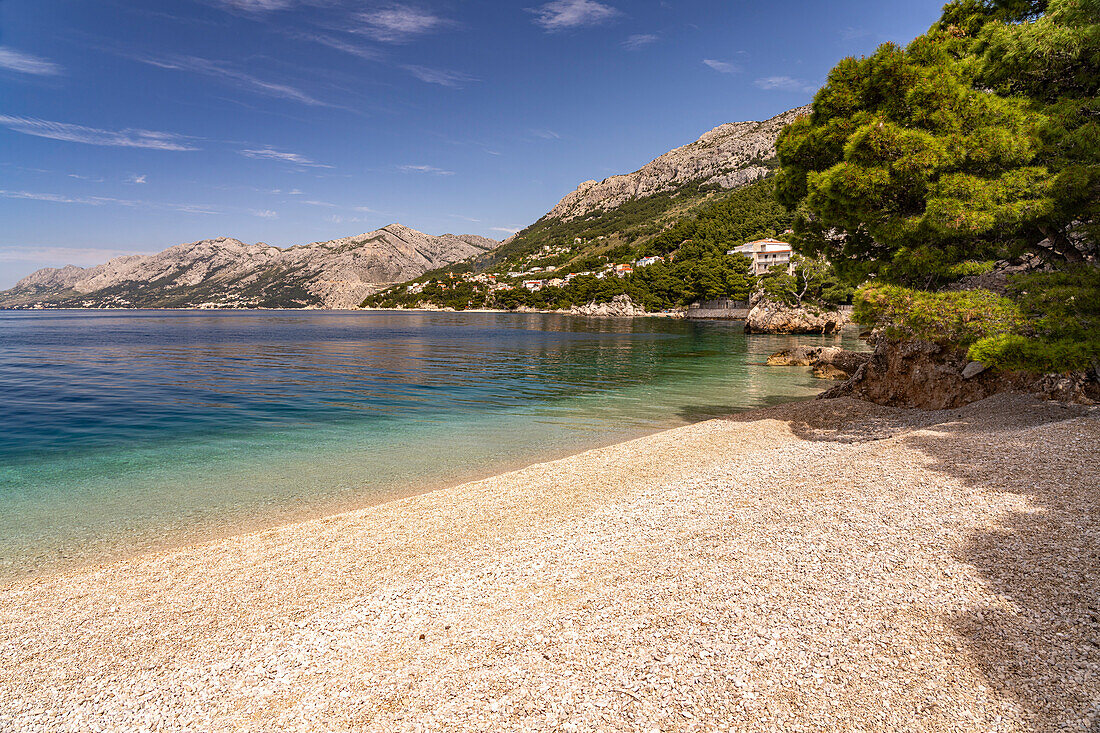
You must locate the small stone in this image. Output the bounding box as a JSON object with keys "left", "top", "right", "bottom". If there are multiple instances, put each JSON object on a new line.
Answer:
{"left": 961, "top": 361, "right": 987, "bottom": 379}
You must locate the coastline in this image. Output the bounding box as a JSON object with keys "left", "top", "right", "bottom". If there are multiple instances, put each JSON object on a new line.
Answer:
{"left": 1, "top": 306, "right": 685, "bottom": 317}
{"left": 2, "top": 393, "right": 1097, "bottom": 730}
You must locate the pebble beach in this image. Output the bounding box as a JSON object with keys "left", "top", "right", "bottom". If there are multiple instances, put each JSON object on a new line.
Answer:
{"left": 1, "top": 393, "right": 1097, "bottom": 732}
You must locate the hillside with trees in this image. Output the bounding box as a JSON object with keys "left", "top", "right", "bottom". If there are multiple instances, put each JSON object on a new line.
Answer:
{"left": 361, "top": 177, "right": 805, "bottom": 312}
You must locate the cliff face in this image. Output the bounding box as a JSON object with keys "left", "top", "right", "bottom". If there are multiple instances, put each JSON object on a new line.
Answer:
{"left": 1, "top": 224, "right": 499, "bottom": 309}
{"left": 545, "top": 106, "right": 810, "bottom": 221}
{"left": 820, "top": 338, "right": 1100, "bottom": 408}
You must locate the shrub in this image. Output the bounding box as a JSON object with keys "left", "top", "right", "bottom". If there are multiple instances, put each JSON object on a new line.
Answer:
{"left": 967, "top": 334, "right": 1100, "bottom": 373}
{"left": 947, "top": 260, "right": 997, "bottom": 278}
{"left": 853, "top": 284, "right": 1024, "bottom": 346}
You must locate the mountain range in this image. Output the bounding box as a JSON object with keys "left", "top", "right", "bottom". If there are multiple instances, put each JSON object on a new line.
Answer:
{"left": 1, "top": 106, "right": 808, "bottom": 309}
{"left": 1, "top": 225, "right": 498, "bottom": 309}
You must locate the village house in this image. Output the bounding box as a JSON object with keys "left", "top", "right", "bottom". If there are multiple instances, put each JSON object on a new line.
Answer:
{"left": 727, "top": 238, "right": 795, "bottom": 276}
{"left": 636, "top": 256, "right": 664, "bottom": 267}
{"left": 614, "top": 264, "right": 634, "bottom": 277}
{"left": 522, "top": 280, "right": 544, "bottom": 291}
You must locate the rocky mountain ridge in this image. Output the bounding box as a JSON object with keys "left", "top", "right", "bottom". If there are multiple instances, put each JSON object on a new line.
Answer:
{"left": 545, "top": 106, "right": 810, "bottom": 221}
{"left": 2, "top": 224, "right": 499, "bottom": 309}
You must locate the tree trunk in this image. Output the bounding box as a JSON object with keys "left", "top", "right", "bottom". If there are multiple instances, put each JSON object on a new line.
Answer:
{"left": 1038, "top": 225, "right": 1085, "bottom": 263}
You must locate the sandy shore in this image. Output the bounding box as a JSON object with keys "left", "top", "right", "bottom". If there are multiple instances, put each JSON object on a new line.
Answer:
{"left": 1, "top": 394, "right": 1097, "bottom": 732}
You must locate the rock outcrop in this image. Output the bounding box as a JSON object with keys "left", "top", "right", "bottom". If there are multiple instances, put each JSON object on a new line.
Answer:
{"left": 0, "top": 224, "right": 499, "bottom": 309}
{"left": 546, "top": 107, "right": 811, "bottom": 221}
{"left": 743, "top": 299, "right": 851, "bottom": 335}
{"left": 819, "top": 338, "right": 1100, "bottom": 408}
{"left": 766, "top": 346, "right": 871, "bottom": 380}
{"left": 569, "top": 294, "right": 647, "bottom": 317}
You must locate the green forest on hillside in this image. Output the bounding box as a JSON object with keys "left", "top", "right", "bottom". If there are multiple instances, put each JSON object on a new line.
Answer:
{"left": 362, "top": 177, "right": 808, "bottom": 311}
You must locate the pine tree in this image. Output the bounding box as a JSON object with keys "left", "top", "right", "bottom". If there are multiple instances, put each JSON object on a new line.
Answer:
{"left": 775, "top": 0, "right": 1098, "bottom": 286}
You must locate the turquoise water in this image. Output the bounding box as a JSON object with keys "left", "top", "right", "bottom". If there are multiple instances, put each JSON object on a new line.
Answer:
{"left": 0, "top": 310, "right": 860, "bottom": 579}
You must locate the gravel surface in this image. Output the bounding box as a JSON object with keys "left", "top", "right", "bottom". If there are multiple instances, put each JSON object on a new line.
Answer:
{"left": 1, "top": 394, "right": 1097, "bottom": 732}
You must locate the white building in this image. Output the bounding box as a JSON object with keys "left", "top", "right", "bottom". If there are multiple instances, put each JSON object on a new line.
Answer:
{"left": 522, "top": 280, "right": 544, "bottom": 291}
{"left": 727, "top": 238, "right": 795, "bottom": 276}
{"left": 636, "top": 256, "right": 664, "bottom": 267}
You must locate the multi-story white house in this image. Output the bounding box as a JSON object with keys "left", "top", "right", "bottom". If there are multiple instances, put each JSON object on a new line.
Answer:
{"left": 727, "top": 238, "right": 795, "bottom": 276}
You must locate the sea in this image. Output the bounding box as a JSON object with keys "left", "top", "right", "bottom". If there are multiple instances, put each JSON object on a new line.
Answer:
{"left": 0, "top": 309, "right": 861, "bottom": 580}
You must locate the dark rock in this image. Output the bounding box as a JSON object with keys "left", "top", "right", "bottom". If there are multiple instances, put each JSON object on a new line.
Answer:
{"left": 766, "top": 346, "right": 871, "bottom": 380}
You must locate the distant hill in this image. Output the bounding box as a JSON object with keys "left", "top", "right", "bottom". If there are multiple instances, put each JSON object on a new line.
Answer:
{"left": 363, "top": 106, "right": 808, "bottom": 310}
{"left": 1, "top": 224, "right": 499, "bottom": 309}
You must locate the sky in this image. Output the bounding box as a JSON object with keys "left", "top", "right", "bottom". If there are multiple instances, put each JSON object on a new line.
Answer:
{"left": 0, "top": 0, "right": 946, "bottom": 287}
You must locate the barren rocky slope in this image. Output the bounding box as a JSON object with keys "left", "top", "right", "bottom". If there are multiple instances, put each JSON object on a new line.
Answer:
{"left": 545, "top": 106, "right": 810, "bottom": 221}
{"left": 1, "top": 224, "right": 498, "bottom": 309}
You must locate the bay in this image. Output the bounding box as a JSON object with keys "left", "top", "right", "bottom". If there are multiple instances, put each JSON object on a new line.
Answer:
{"left": 0, "top": 309, "right": 859, "bottom": 579}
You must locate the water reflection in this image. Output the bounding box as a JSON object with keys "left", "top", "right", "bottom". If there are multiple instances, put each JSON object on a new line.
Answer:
{"left": 0, "top": 310, "right": 861, "bottom": 578}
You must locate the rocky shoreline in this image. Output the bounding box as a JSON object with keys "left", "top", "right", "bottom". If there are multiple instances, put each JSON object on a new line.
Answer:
{"left": 764, "top": 338, "right": 1100, "bottom": 408}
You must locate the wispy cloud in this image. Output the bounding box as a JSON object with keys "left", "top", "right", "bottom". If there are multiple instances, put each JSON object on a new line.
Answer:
{"left": 239, "top": 147, "right": 332, "bottom": 168}
{"left": 0, "top": 116, "right": 198, "bottom": 150}
{"left": 403, "top": 65, "right": 476, "bottom": 88}
{"left": 67, "top": 173, "right": 106, "bottom": 182}
{"left": 530, "top": 128, "right": 561, "bottom": 140}
{"left": 754, "top": 75, "right": 817, "bottom": 93}
{"left": 622, "top": 33, "right": 657, "bottom": 50}
{"left": 703, "top": 58, "right": 740, "bottom": 74}
{"left": 490, "top": 226, "right": 520, "bottom": 234}
{"left": 398, "top": 164, "right": 455, "bottom": 176}
{"left": 0, "top": 47, "right": 63, "bottom": 76}
{"left": 0, "top": 245, "right": 154, "bottom": 265}
{"left": 325, "top": 214, "right": 371, "bottom": 225}
{"left": 292, "top": 31, "right": 383, "bottom": 60}
{"left": 840, "top": 27, "right": 868, "bottom": 42}
{"left": 210, "top": 0, "right": 297, "bottom": 11}
{"left": 138, "top": 55, "right": 325, "bottom": 106}
{"left": 126, "top": 174, "right": 148, "bottom": 184}
{"left": 252, "top": 209, "right": 279, "bottom": 218}
{"left": 0, "top": 189, "right": 219, "bottom": 214}
{"left": 0, "top": 190, "right": 94, "bottom": 205}
{"left": 300, "top": 199, "right": 338, "bottom": 207}
{"left": 356, "top": 6, "right": 449, "bottom": 42}
{"left": 530, "top": 0, "right": 621, "bottom": 31}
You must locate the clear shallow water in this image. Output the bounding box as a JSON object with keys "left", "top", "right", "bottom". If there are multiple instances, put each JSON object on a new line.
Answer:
{"left": 0, "top": 310, "right": 860, "bottom": 579}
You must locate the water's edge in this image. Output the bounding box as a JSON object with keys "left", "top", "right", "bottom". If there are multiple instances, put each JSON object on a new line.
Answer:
{"left": 1, "top": 310, "right": 861, "bottom": 580}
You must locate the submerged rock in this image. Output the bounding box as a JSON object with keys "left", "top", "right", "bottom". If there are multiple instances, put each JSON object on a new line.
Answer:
{"left": 766, "top": 346, "right": 871, "bottom": 380}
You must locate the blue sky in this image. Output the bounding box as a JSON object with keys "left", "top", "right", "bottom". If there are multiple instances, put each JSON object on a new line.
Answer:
{"left": 0, "top": 0, "right": 945, "bottom": 287}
